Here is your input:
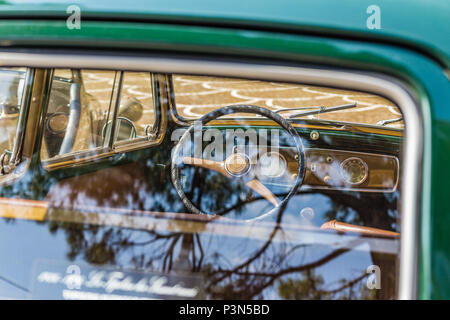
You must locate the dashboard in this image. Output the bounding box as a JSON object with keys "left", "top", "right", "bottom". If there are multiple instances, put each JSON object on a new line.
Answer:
{"left": 240, "top": 146, "right": 399, "bottom": 193}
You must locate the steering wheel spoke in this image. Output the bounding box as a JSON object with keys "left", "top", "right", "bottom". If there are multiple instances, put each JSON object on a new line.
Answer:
{"left": 245, "top": 179, "right": 280, "bottom": 207}
{"left": 182, "top": 156, "right": 280, "bottom": 207}
{"left": 182, "top": 157, "right": 230, "bottom": 177}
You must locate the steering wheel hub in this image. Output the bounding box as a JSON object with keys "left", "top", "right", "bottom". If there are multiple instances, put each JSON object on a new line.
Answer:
{"left": 225, "top": 153, "right": 251, "bottom": 177}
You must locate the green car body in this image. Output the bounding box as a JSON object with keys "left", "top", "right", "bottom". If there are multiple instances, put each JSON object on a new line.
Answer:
{"left": 0, "top": 0, "right": 448, "bottom": 299}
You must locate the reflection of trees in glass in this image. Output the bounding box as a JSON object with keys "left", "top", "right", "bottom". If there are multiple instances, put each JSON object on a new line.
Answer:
{"left": 203, "top": 234, "right": 374, "bottom": 299}
{"left": 0, "top": 126, "right": 398, "bottom": 299}
{"left": 45, "top": 198, "right": 390, "bottom": 299}
{"left": 296, "top": 190, "right": 398, "bottom": 300}
{"left": 39, "top": 140, "right": 396, "bottom": 299}
{"left": 182, "top": 166, "right": 255, "bottom": 217}
{"left": 278, "top": 270, "right": 375, "bottom": 300}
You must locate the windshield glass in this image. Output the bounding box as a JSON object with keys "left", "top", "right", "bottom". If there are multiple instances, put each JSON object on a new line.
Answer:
{"left": 172, "top": 75, "right": 404, "bottom": 129}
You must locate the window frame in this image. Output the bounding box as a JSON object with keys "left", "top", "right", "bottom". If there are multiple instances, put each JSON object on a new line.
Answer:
{"left": 0, "top": 52, "right": 422, "bottom": 300}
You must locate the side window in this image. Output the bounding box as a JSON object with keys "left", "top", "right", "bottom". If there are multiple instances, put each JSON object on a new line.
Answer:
{"left": 0, "top": 68, "right": 27, "bottom": 173}
{"left": 108, "top": 72, "right": 156, "bottom": 146}
{"left": 41, "top": 69, "right": 156, "bottom": 162}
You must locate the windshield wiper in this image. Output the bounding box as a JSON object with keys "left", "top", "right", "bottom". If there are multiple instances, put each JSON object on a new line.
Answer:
{"left": 377, "top": 117, "right": 403, "bottom": 126}
{"left": 276, "top": 103, "right": 357, "bottom": 119}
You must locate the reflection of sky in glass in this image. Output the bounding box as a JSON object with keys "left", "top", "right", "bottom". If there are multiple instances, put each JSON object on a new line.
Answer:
{"left": 0, "top": 219, "right": 69, "bottom": 299}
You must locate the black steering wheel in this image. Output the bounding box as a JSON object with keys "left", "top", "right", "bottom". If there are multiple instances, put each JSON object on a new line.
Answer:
{"left": 171, "top": 105, "right": 305, "bottom": 221}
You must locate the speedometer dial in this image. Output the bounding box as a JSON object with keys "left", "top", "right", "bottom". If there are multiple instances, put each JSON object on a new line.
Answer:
{"left": 340, "top": 157, "right": 368, "bottom": 185}
{"left": 257, "top": 151, "right": 287, "bottom": 178}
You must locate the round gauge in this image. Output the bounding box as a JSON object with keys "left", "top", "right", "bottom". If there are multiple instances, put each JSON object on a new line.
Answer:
{"left": 340, "top": 157, "right": 368, "bottom": 185}
{"left": 257, "top": 151, "right": 287, "bottom": 178}
{"left": 47, "top": 112, "right": 69, "bottom": 134}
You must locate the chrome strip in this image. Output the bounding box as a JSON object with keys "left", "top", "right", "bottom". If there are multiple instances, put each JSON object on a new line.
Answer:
{"left": 0, "top": 52, "right": 422, "bottom": 299}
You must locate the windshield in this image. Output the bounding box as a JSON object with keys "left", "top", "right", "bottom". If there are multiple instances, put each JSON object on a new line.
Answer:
{"left": 172, "top": 75, "right": 404, "bottom": 129}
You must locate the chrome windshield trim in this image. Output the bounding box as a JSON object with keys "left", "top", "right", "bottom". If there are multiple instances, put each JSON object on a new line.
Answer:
{"left": 0, "top": 51, "right": 423, "bottom": 299}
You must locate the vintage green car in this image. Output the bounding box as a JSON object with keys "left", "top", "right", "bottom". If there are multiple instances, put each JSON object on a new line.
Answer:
{"left": 0, "top": 1, "right": 448, "bottom": 300}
